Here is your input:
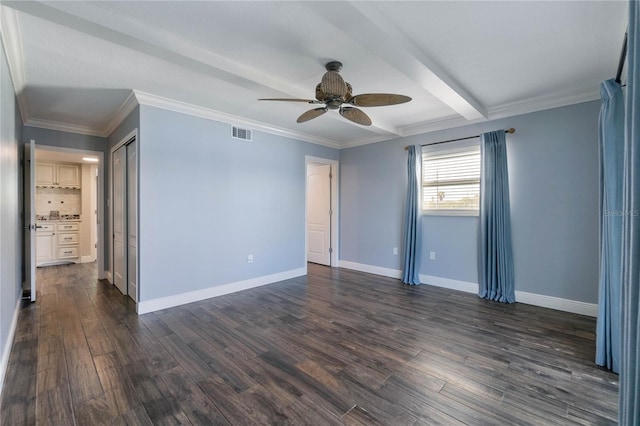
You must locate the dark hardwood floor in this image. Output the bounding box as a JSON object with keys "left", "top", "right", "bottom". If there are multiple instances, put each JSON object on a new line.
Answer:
{"left": 1, "top": 262, "right": 618, "bottom": 425}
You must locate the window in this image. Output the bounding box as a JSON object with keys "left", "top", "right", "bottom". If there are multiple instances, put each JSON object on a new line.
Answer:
{"left": 422, "top": 139, "right": 481, "bottom": 215}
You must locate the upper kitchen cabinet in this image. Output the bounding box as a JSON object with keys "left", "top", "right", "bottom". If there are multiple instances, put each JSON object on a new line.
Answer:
{"left": 36, "top": 162, "right": 80, "bottom": 188}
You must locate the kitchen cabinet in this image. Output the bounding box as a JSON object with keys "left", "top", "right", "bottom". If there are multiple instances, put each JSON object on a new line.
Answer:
{"left": 36, "top": 224, "right": 56, "bottom": 265}
{"left": 36, "top": 222, "right": 81, "bottom": 266}
{"left": 36, "top": 162, "right": 80, "bottom": 188}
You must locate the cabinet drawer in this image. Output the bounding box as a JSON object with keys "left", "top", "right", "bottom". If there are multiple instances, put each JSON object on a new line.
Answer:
{"left": 58, "top": 223, "right": 79, "bottom": 231}
{"left": 58, "top": 246, "right": 79, "bottom": 259}
{"left": 58, "top": 233, "right": 78, "bottom": 245}
{"left": 37, "top": 223, "right": 56, "bottom": 232}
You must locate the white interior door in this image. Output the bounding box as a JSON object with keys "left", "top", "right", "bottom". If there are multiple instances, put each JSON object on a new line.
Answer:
{"left": 112, "top": 145, "right": 127, "bottom": 294}
{"left": 91, "top": 166, "right": 98, "bottom": 261}
{"left": 23, "top": 139, "right": 36, "bottom": 302}
{"left": 126, "top": 141, "right": 137, "bottom": 301}
{"left": 307, "top": 164, "right": 331, "bottom": 266}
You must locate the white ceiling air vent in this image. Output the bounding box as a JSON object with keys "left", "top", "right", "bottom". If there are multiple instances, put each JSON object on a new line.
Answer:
{"left": 232, "top": 126, "right": 252, "bottom": 141}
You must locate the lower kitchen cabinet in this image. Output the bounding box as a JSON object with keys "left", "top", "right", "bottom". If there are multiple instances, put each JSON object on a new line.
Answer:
{"left": 36, "top": 222, "right": 81, "bottom": 266}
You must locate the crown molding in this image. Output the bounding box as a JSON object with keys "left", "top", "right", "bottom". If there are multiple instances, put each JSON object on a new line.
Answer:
{"left": 398, "top": 114, "right": 484, "bottom": 139}
{"left": 388, "top": 88, "right": 602, "bottom": 145}
{"left": 102, "top": 90, "right": 138, "bottom": 137}
{"left": 24, "top": 118, "right": 105, "bottom": 137}
{"left": 132, "top": 90, "right": 342, "bottom": 149}
{"left": 0, "top": 6, "right": 30, "bottom": 124}
{"left": 486, "top": 88, "right": 601, "bottom": 120}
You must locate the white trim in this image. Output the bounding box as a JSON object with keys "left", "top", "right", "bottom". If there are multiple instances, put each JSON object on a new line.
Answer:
{"left": 102, "top": 91, "right": 138, "bottom": 137}
{"left": 34, "top": 144, "right": 105, "bottom": 282}
{"left": 80, "top": 255, "right": 96, "bottom": 264}
{"left": 339, "top": 260, "right": 402, "bottom": 279}
{"left": 136, "top": 267, "right": 307, "bottom": 314}
{"left": 305, "top": 156, "right": 340, "bottom": 268}
{"left": 105, "top": 270, "right": 112, "bottom": 283}
{"left": 420, "top": 274, "right": 479, "bottom": 294}
{"left": 339, "top": 265, "right": 597, "bottom": 317}
{"left": 133, "top": 90, "right": 341, "bottom": 149}
{"left": 514, "top": 291, "right": 598, "bottom": 317}
{"left": 420, "top": 274, "right": 597, "bottom": 317}
{"left": 486, "top": 88, "right": 600, "bottom": 121}
{"left": 0, "top": 6, "right": 29, "bottom": 123}
{"left": 25, "top": 118, "right": 104, "bottom": 137}
{"left": 0, "top": 298, "right": 21, "bottom": 397}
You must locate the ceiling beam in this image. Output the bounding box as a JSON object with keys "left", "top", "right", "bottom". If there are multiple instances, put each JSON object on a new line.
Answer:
{"left": 308, "top": 1, "right": 487, "bottom": 121}
{"left": 4, "top": 1, "right": 400, "bottom": 137}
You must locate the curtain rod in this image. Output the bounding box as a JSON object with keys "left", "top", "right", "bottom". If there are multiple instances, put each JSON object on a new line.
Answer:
{"left": 404, "top": 128, "right": 516, "bottom": 150}
{"left": 615, "top": 31, "right": 628, "bottom": 84}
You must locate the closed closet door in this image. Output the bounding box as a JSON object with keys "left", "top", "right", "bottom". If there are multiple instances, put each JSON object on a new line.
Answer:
{"left": 127, "top": 141, "right": 137, "bottom": 301}
{"left": 112, "top": 145, "right": 127, "bottom": 295}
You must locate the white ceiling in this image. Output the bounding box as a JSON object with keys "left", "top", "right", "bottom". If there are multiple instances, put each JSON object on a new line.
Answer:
{"left": 0, "top": 1, "right": 628, "bottom": 149}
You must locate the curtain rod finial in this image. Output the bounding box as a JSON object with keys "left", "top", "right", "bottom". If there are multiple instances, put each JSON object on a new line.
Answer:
{"left": 506, "top": 128, "right": 515, "bottom": 134}
{"left": 404, "top": 146, "right": 409, "bottom": 151}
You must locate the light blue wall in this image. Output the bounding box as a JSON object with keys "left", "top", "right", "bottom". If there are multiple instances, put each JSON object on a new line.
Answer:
{"left": 0, "top": 39, "right": 23, "bottom": 388}
{"left": 23, "top": 126, "right": 107, "bottom": 152}
{"left": 138, "top": 105, "right": 339, "bottom": 301}
{"left": 340, "top": 100, "right": 600, "bottom": 303}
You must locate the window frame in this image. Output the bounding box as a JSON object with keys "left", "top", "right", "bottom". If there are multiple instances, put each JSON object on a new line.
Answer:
{"left": 421, "top": 138, "right": 481, "bottom": 217}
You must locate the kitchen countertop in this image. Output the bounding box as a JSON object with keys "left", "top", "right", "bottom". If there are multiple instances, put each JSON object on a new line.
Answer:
{"left": 36, "top": 219, "right": 82, "bottom": 223}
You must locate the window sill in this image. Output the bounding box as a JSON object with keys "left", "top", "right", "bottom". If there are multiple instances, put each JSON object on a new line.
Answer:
{"left": 423, "top": 210, "right": 479, "bottom": 217}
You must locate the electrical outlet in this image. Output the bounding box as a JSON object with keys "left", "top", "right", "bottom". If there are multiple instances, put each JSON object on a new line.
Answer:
{"left": 393, "top": 247, "right": 398, "bottom": 256}
{"left": 247, "top": 254, "right": 253, "bottom": 263}
{"left": 429, "top": 251, "right": 436, "bottom": 260}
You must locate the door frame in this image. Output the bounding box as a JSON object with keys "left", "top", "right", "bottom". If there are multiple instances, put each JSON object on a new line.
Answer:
{"left": 109, "top": 129, "right": 138, "bottom": 298}
{"left": 33, "top": 143, "right": 106, "bottom": 279}
{"left": 305, "top": 156, "right": 339, "bottom": 267}
{"left": 24, "top": 140, "right": 36, "bottom": 301}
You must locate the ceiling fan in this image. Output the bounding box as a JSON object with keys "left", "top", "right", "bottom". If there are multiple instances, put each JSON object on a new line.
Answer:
{"left": 259, "top": 61, "right": 411, "bottom": 126}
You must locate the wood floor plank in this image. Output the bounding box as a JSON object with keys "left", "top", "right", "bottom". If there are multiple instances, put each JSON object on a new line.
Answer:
{"left": 64, "top": 345, "right": 104, "bottom": 404}
{"left": 73, "top": 395, "right": 114, "bottom": 426}
{"left": 160, "top": 365, "right": 230, "bottom": 425}
{"left": 0, "top": 262, "right": 620, "bottom": 425}
{"left": 35, "top": 385, "right": 74, "bottom": 426}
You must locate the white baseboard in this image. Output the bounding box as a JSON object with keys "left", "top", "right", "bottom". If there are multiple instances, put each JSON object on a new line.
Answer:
{"left": 339, "top": 260, "right": 402, "bottom": 279}
{"left": 420, "top": 274, "right": 479, "bottom": 294}
{"left": 137, "top": 267, "right": 307, "bottom": 314}
{"left": 514, "top": 291, "right": 598, "bottom": 317}
{"left": 106, "top": 271, "right": 112, "bottom": 283}
{"left": 80, "top": 255, "right": 96, "bottom": 264}
{"left": 340, "top": 262, "right": 597, "bottom": 317}
{"left": 421, "top": 273, "right": 596, "bottom": 317}
{"left": 0, "top": 298, "right": 21, "bottom": 397}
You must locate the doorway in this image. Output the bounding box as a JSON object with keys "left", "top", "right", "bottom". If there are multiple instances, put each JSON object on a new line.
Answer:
{"left": 110, "top": 131, "right": 138, "bottom": 301}
{"left": 305, "top": 156, "right": 339, "bottom": 267}
{"left": 24, "top": 143, "right": 105, "bottom": 301}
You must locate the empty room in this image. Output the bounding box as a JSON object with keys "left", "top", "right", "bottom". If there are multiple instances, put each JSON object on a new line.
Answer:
{"left": 1, "top": 1, "right": 639, "bottom": 425}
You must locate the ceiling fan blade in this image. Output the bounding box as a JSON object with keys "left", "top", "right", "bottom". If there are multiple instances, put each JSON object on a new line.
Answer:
{"left": 258, "top": 98, "right": 321, "bottom": 104}
{"left": 297, "top": 108, "right": 327, "bottom": 123}
{"left": 350, "top": 93, "right": 412, "bottom": 107}
{"left": 340, "top": 107, "right": 372, "bottom": 126}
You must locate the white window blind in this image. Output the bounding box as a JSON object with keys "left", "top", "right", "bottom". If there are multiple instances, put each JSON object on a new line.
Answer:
{"left": 422, "top": 140, "right": 481, "bottom": 215}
